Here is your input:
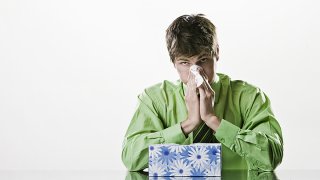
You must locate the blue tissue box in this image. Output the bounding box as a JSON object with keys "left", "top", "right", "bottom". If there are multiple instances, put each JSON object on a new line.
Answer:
{"left": 148, "top": 143, "right": 221, "bottom": 177}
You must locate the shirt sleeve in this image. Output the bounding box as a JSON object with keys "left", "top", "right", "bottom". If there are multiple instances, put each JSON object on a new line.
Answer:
{"left": 214, "top": 88, "right": 283, "bottom": 171}
{"left": 121, "top": 89, "right": 189, "bottom": 171}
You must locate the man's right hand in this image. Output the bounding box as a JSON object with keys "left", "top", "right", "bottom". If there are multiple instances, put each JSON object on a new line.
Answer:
{"left": 181, "top": 72, "right": 201, "bottom": 135}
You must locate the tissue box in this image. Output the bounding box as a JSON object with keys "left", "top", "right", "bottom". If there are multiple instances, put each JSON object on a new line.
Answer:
{"left": 148, "top": 143, "right": 221, "bottom": 177}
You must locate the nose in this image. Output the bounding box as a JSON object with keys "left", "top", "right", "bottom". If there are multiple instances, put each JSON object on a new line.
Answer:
{"left": 190, "top": 64, "right": 203, "bottom": 71}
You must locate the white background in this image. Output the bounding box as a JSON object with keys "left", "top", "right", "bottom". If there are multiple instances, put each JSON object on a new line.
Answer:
{"left": 1, "top": 0, "right": 320, "bottom": 171}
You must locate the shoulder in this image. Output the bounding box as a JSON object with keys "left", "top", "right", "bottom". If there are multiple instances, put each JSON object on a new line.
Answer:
{"left": 219, "top": 73, "right": 270, "bottom": 116}
{"left": 145, "top": 80, "right": 181, "bottom": 94}
{"left": 139, "top": 80, "right": 182, "bottom": 104}
{"left": 218, "top": 73, "right": 264, "bottom": 97}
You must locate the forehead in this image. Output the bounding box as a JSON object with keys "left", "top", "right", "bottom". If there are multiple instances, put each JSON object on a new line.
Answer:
{"left": 176, "top": 51, "right": 212, "bottom": 61}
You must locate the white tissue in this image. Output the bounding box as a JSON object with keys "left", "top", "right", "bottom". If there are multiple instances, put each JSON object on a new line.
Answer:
{"left": 190, "top": 65, "right": 205, "bottom": 87}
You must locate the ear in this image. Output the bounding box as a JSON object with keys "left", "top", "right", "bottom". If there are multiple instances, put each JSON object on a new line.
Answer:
{"left": 216, "top": 45, "right": 220, "bottom": 61}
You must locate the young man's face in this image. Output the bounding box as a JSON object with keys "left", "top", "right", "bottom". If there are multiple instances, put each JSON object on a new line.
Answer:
{"left": 174, "top": 51, "right": 216, "bottom": 84}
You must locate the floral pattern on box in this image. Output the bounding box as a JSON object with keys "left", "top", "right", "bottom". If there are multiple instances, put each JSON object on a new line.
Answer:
{"left": 149, "top": 143, "right": 221, "bottom": 177}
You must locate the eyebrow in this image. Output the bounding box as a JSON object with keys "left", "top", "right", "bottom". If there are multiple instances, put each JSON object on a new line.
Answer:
{"left": 176, "top": 58, "right": 189, "bottom": 61}
{"left": 198, "top": 54, "right": 209, "bottom": 59}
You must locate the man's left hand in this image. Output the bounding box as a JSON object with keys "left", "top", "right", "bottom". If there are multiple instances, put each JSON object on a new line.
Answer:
{"left": 198, "top": 70, "right": 221, "bottom": 132}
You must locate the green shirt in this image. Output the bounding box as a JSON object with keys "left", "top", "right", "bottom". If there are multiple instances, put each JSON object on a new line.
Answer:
{"left": 122, "top": 73, "right": 283, "bottom": 171}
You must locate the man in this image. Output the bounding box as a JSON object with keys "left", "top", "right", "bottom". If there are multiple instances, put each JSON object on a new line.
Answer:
{"left": 121, "top": 14, "right": 283, "bottom": 171}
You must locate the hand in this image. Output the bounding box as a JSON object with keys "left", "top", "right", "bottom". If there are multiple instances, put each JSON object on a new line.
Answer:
{"left": 181, "top": 72, "right": 201, "bottom": 135}
{"left": 198, "top": 69, "right": 221, "bottom": 131}
{"left": 198, "top": 82, "right": 215, "bottom": 122}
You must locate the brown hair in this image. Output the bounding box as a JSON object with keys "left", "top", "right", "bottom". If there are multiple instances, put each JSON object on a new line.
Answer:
{"left": 166, "top": 14, "right": 219, "bottom": 62}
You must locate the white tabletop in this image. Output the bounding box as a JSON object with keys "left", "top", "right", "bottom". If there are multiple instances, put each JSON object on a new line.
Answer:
{"left": 0, "top": 169, "right": 319, "bottom": 180}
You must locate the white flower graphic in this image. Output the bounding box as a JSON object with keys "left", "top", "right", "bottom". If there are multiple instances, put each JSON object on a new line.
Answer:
{"left": 149, "top": 162, "right": 166, "bottom": 177}
{"left": 205, "top": 163, "right": 221, "bottom": 176}
{"left": 216, "top": 152, "right": 221, "bottom": 164}
{"left": 169, "top": 145, "right": 186, "bottom": 154}
{"left": 170, "top": 159, "right": 192, "bottom": 176}
{"left": 149, "top": 145, "right": 161, "bottom": 158}
{"left": 187, "top": 146, "right": 209, "bottom": 169}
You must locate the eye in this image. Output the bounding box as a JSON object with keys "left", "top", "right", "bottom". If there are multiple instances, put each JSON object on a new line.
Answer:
{"left": 180, "top": 62, "right": 189, "bottom": 65}
{"left": 200, "top": 58, "right": 208, "bottom": 63}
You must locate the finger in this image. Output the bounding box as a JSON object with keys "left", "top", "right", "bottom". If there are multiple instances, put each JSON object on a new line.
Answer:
{"left": 212, "top": 89, "right": 216, "bottom": 103}
{"left": 187, "top": 70, "right": 192, "bottom": 84}
{"left": 199, "top": 70, "right": 215, "bottom": 95}
{"left": 208, "top": 83, "right": 215, "bottom": 95}
{"left": 188, "top": 73, "right": 197, "bottom": 93}
{"left": 206, "top": 73, "right": 215, "bottom": 95}
{"left": 203, "top": 77, "right": 211, "bottom": 93}
{"left": 186, "top": 71, "right": 194, "bottom": 96}
{"left": 205, "top": 80, "right": 215, "bottom": 98}
{"left": 198, "top": 85, "right": 206, "bottom": 100}
{"left": 199, "top": 72, "right": 212, "bottom": 95}
{"left": 187, "top": 71, "right": 194, "bottom": 85}
{"left": 198, "top": 68, "right": 208, "bottom": 84}
{"left": 186, "top": 76, "right": 195, "bottom": 99}
{"left": 186, "top": 76, "right": 190, "bottom": 96}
